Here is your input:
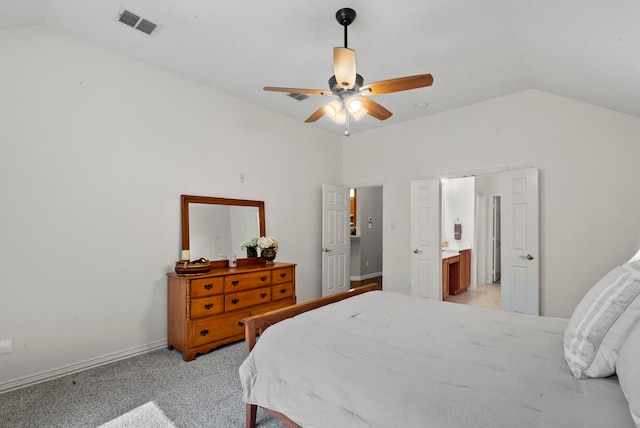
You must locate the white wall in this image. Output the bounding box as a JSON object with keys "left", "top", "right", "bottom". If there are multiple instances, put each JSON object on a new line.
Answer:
{"left": 343, "top": 89, "right": 640, "bottom": 318}
{"left": 357, "top": 186, "right": 383, "bottom": 277}
{"left": 0, "top": 27, "right": 341, "bottom": 389}
{"left": 442, "top": 177, "right": 474, "bottom": 249}
{"left": 3, "top": 25, "right": 640, "bottom": 391}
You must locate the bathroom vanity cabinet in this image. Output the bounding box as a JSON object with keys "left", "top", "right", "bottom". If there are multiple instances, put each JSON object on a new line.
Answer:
{"left": 443, "top": 249, "right": 471, "bottom": 296}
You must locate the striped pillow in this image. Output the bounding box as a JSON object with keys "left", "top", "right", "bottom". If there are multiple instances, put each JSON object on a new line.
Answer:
{"left": 564, "top": 260, "right": 640, "bottom": 379}
{"left": 617, "top": 322, "right": 640, "bottom": 427}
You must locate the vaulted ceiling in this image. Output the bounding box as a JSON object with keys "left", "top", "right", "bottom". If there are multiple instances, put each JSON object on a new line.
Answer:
{"left": 3, "top": 0, "right": 640, "bottom": 135}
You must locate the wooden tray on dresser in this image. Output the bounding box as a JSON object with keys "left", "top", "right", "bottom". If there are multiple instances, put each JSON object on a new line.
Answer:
{"left": 174, "top": 260, "right": 211, "bottom": 275}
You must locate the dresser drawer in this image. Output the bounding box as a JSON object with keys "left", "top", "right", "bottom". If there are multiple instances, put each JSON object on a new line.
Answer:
{"left": 271, "top": 282, "right": 294, "bottom": 301}
{"left": 191, "top": 277, "right": 224, "bottom": 298}
{"left": 272, "top": 267, "right": 294, "bottom": 285}
{"left": 191, "top": 312, "right": 248, "bottom": 347}
{"left": 191, "top": 295, "right": 225, "bottom": 319}
{"left": 225, "top": 271, "right": 271, "bottom": 292}
{"left": 226, "top": 287, "right": 271, "bottom": 311}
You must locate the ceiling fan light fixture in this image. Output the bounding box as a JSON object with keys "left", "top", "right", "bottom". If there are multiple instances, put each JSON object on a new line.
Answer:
{"left": 333, "top": 47, "right": 356, "bottom": 89}
{"left": 347, "top": 98, "right": 362, "bottom": 113}
{"left": 324, "top": 99, "right": 342, "bottom": 119}
{"left": 334, "top": 107, "right": 347, "bottom": 123}
{"left": 263, "top": 7, "right": 433, "bottom": 133}
{"left": 352, "top": 107, "right": 368, "bottom": 121}
{"left": 347, "top": 98, "right": 367, "bottom": 121}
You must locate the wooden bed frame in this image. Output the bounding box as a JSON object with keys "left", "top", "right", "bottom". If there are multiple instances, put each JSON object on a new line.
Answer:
{"left": 239, "top": 283, "right": 381, "bottom": 428}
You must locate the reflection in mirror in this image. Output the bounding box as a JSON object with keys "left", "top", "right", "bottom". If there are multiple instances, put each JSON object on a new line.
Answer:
{"left": 189, "top": 205, "right": 260, "bottom": 260}
{"left": 181, "top": 196, "right": 265, "bottom": 261}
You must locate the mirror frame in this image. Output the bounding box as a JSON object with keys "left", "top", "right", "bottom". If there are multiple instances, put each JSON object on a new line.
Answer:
{"left": 180, "top": 195, "right": 265, "bottom": 260}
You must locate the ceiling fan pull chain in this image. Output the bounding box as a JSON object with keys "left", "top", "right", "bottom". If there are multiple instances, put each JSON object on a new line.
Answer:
{"left": 345, "top": 109, "right": 350, "bottom": 136}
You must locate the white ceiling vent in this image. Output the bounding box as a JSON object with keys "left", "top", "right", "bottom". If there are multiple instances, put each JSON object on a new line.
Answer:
{"left": 118, "top": 10, "right": 158, "bottom": 35}
{"left": 286, "top": 93, "right": 309, "bottom": 101}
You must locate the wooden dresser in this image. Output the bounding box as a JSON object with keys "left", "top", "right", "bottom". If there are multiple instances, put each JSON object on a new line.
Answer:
{"left": 167, "top": 261, "right": 296, "bottom": 361}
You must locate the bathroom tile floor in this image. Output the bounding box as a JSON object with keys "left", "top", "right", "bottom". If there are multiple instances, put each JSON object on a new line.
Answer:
{"left": 351, "top": 276, "right": 383, "bottom": 289}
{"left": 444, "top": 283, "right": 501, "bottom": 309}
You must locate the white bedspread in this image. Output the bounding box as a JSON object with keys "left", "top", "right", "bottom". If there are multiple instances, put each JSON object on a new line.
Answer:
{"left": 240, "top": 291, "right": 634, "bottom": 427}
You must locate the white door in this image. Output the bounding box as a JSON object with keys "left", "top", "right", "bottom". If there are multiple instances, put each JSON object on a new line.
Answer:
{"left": 410, "top": 179, "right": 441, "bottom": 299}
{"left": 321, "top": 184, "right": 350, "bottom": 296}
{"left": 500, "top": 168, "right": 539, "bottom": 315}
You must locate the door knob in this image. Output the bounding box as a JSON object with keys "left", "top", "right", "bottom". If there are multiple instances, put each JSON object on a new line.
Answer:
{"left": 413, "top": 249, "right": 424, "bottom": 254}
{"left": 321, "top": 248, "right": 332, "bottom": 253}
{"left": 519, "top": 254, "right": 534, "bottom": 260}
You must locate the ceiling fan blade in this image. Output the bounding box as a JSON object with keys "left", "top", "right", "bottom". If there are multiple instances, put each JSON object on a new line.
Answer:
{"left": 304, "top": 105, "right": 328, "bottom": 123}
{"left": 361, "top": 74, "right": 434, "bottom": 95}
{"left": 360, "top": 98, "right": 393, "bottom": 121}
{"left": 263, "top": 86, "right": 332, "bottom": 96}
{"left": 333, "top": 47, "right": 356, "bottom": 89}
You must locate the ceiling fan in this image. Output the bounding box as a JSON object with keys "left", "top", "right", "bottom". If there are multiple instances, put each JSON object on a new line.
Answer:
{"left": 264, "top": 8, "right": 434, "bottom": 134}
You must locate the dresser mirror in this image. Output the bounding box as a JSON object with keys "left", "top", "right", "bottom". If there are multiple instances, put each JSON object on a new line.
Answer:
{"left": 181, "top": 195, "right": 265, "bottom": 261}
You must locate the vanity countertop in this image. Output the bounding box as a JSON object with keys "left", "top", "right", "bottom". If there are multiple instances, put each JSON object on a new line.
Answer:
{"left": 442, "top": 250, "right": 460, "bottom": 259}
{"left": 441, "top": 247, "right": 471, "bottom": 259}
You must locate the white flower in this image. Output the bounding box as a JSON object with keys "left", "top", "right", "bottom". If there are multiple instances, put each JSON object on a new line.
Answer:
{"left": 257, "top": 236, "right": 279, "bottom": 249}
{"left": 240, "top": 237, "right": 258, "bottom": 250}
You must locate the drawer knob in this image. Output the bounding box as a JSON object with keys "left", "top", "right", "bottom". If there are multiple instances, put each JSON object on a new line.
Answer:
{"left": 280, "top": 288, "right": 286, "bottom": 294}
{"left": 204, "top": 303, "right": 213, "bottom": 310}
{"left": 260, "top": 293, "right": 267, "bottom": 298}
{"left": 232, "top": 298, "right": 240, "bottom": 305}
{"left": 260, "top": 276, "right": 267, "bottom": 282}
{"left": 200, "top": 329, "right": 209, "bottom": 337}
{"left": 204, "top": 283, "right": 213, "bottom": 290}
{"left": 280, "top": 273, "right": 286, "bottom": 278}
{"left": 232, "top": 280, "right": 239, "bottom": 286}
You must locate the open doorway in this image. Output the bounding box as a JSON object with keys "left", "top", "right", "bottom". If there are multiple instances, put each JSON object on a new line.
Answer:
{"left": 349, "top": 186, "right": 383, "bottom": 289}
{"left": 441, "top": 175, "right": 501, "bottom": 309}
{"left": 410, "top": 168, "right": 539, "bottom": 314}
{"left": 492, "top": 196, "right": 501, "bottom": 284}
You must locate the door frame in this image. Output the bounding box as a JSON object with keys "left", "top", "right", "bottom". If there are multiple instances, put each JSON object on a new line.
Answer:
{"left": 344, "top": 182, "right": 386, "bottom": 291}
{"left": 410, "top": 167, "right": 539, "bottom": 314}
{"left": 431, "top": 168, "right": 506, "bottom": 299}
{"left": 491, "top": 194, "right": 501, "bottom": 284}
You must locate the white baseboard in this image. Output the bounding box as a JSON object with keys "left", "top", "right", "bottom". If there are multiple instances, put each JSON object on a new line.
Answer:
{"left": 350, "top": 271, "right": 382, "bottom": 281}
{"left": 0, "top": 339, "right": 167, "bottom": 394}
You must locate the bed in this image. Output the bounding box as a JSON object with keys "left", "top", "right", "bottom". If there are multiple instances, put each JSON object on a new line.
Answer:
{"left": 239, "top": 272, "right": 640, "bottom": 428}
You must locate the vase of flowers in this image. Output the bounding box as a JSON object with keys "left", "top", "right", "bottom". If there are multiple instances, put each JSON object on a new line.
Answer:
{"left": 240, "top": 237, "right": 259, "bottom": 258}
{"left": 257, "top": 236, "right": 279, "bottom": 264}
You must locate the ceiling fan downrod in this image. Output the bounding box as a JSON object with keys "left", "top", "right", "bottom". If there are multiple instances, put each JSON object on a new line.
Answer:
{"left": 336, "top": 8, "right": 356, "bottom": 48}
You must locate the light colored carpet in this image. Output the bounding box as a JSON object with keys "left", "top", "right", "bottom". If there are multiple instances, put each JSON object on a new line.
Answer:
{"left": 0, "top": 341, "right": 282, "bottom": 428}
